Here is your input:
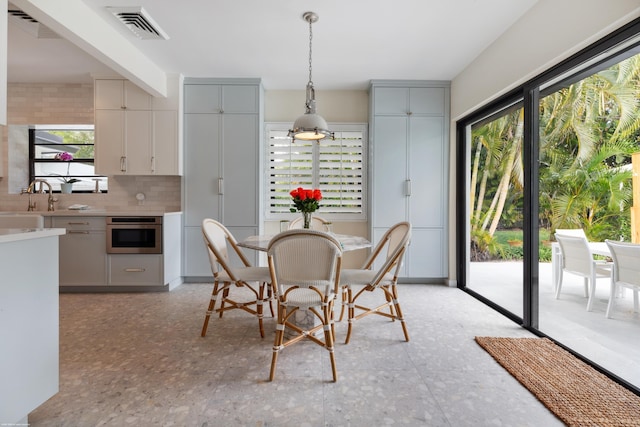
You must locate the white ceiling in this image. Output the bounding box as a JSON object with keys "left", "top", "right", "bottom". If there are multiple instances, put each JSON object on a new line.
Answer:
{"left": 7, "top": 0, "right": 539, "bottom": 90}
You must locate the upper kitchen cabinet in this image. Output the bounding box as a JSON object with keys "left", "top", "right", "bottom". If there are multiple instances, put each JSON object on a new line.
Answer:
{"left": 369, "top": 80, "right": 449, "bottom": 279}
{"left": 94, "top": 75, "right": 183, "bottom": 176}
{"left": 94, "top": 79, "right": 151, "bottom": 110}
{"left": 182, "top": 78, "right": 263, "bottom": 279}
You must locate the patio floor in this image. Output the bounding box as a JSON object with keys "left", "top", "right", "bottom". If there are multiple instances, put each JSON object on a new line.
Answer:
{"left": 468, "top": 261, "right": 640, "bottom": 389}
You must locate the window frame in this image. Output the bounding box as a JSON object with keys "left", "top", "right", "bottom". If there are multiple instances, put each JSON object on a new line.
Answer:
{"left": 264, "top": 122, "right": 367, "bottom": 221}
{"left": 28, "top": 124, "right": 107, "bottom": 193}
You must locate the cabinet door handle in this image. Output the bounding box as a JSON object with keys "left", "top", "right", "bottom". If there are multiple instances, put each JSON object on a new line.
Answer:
{"left": 151, "top": 156, "right": 155, "bottom": 172}
{"left": 68, "top": 230, "right": 90, "bottom": 234}
{"left": 218, "top": 178, "right": 224, "bottom": 195}
{"left": 67, "top": 222, "right": 90, "bottom": 225}
{"left": 120, "top": 156, "right": 127, "bottom": 172}
{"left": 405, "top": 179, "right": 411, "bottom": 196}
{"left": 124, "top": 268, "right": 146, "bottom": 273}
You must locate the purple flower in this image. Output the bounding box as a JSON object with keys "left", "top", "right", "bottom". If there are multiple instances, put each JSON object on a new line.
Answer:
{"left": 55, "top": 152, "right": 73, "bottom": 161}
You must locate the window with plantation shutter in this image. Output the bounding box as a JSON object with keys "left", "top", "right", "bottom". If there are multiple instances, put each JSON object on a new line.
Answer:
{"left": 266, "top": 123, "right": 367, "bottom": 220}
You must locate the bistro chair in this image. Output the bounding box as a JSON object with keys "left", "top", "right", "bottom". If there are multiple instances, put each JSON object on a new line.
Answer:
{"left": 338, "top": 221, "right": 411, "bottom": 344}
{"left": 200, "top": 218, "right": 273, "bottom": 338}
{"left": 288, "top": 215, "right": 331, "bottom": 231}
{"left": 554, "top": 233, "right": 612, "bottom": 311}
{"left": 267, "top": 229, "right": 343, "bottom": 382}
{"left": 604, "top": 240, "right": 640, "bottom": 319}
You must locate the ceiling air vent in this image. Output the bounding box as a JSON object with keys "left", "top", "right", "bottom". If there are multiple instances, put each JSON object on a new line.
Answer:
{"left": 8, "top": 9, "right": 59, "bottom": 39}
{"left": 107, "top": 6, "right": 169, "bottom": 40}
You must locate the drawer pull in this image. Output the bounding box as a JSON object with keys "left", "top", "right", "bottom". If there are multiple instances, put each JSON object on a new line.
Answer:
{"left": 67, "top": 222, "right": 90, "bottom": 225}
{"left": 124, "top": 268, "right": 146, "bottom": 272}
{"left": 68, "top": 230, "right": 89, "bottom": 234}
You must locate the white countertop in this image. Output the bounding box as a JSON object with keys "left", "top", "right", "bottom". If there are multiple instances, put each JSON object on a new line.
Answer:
{"left": 0, "top": 210, "right": 182, "bottom": 217}
{"left": 0, "top": 228, "right": 66, "bottom": 244}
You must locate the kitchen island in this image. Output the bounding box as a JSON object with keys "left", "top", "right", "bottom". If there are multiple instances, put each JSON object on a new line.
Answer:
{"left": 0, "top": 227, "right": 65, "bottom": 425}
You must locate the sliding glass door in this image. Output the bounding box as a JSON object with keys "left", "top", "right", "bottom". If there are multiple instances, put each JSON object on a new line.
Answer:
{"left": 466, "top": 104, "right": 524, "bottom": 319}
{"left": 457, "top": 19, "right": 640, "bottom": 392}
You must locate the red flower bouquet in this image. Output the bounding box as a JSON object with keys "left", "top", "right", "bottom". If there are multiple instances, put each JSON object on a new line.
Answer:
{"left": 289, "top": 187, "right": 322, "bottom": 213}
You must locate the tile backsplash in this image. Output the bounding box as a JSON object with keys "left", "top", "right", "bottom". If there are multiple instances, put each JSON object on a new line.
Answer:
{"left": 0, "top": 83, "right": 182, "bottom": 213}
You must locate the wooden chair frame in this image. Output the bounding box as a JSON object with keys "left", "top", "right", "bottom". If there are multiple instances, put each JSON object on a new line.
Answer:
{"left": 267, "top": 229, "right": 343, "bottom": 382}
{"left": 201, "top": 219, "right": 273, "bottom": 338}
{"left": 339, "top": 222, "right": 411, "bottom": 344}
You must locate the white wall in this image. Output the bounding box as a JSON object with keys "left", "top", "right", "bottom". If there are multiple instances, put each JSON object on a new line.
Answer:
{"left": 265, "top": 89, "right": 368, "bottom": 123}
{"left": 448, "top": 0, "right": 640, "bottom": 283}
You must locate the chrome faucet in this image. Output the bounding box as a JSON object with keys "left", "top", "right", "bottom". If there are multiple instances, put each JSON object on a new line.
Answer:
{"left": 22, "top": 179, "right": 57, "bottom": 212}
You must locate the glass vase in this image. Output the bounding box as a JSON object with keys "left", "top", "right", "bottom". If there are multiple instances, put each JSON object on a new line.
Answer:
{"left": 302, "top": 211, "right": 312, "bottom": 229}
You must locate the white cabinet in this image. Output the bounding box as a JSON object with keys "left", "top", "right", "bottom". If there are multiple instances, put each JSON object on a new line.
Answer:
{"left": 51, "top": 216, "right": 107, "bottom": 286}
{"left": 94, "top": 77, "right": 182, "bottom": 175}
{"left": 183, "top": 78, "right": 263, "bottom": 278}
{"left": 95, "top": 79, "right": 151, "bottom": 110}
{"left": 369, "top": 81, "right": 449, "bottom": 278}
{"left": 109, "top": 254, "right": 162, "bottom": 286}
{"left": 48, "top": 213, "right": 182, "bottom": 290}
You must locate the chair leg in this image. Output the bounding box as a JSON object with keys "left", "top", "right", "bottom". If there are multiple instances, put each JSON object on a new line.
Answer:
{"left": 555, "top": 271, "right": 564, "bottom": 299}
{"left": 201, "top": 281, "right": 220, "bottom": 337}
{"left": 338, "top": 286, "right": 348, "bottom": 322}
{"left": 586, "top": 273, "right": 597, "bottom": 311}
{"left": 390, "top": 285, "right": 409, "bottom": 342}
{"left": 345, "top": 286, "right": 355, "bottom": 344}
{"left": 323, "top": 302, "right": 338, "bottom": 382}
{"left": 583, "top": 277, "right": 589, "bottom": 298}
{"left": 219, "top": 286, "right": 230, "bottom": 317}
{"left": 269, "top": 305, "right": 285, "bottom": 381}
{"left": 267, "top": 286, "right": 275, "bottom": 317}
{"left": 606, "top": 280, "right": 616, "bottom": 318}
{"left": 257, "top": 283, "right": 266, "bottom": 338}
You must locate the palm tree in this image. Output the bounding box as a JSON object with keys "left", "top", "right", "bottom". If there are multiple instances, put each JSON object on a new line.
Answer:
{"left": 539, "top": 53, "right": 640, "bottom": 240}
{"left": 471, "top": 53, "right": 640, "bottom": 259}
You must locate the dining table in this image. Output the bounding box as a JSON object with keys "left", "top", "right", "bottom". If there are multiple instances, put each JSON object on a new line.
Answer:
{"left": 238, "top": 232, "right": 372, "bottom": 252}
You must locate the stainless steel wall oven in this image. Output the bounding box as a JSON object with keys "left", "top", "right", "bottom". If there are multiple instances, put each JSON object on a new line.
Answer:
{"left": 106, "top": 216, "right": 162, "bottom": 254}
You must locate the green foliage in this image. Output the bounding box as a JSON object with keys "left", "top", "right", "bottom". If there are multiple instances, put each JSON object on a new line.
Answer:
{"left": 473, "top": 53, "right": 640, "bottom": 250}
{"left": 49, "top": 130, "right": 95, "bottom": 159}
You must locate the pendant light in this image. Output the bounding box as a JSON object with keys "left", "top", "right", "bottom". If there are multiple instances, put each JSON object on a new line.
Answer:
{"left": 289, "top": 11, "right": 333, "bottom": 142}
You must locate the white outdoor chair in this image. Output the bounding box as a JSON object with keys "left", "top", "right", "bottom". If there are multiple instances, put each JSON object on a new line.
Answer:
{"left": 555, "top": 228, "right": 587, "bottom": 238}
{"left": 200, "top": 219, "right": 273, "bottom": 338}
{"left": 288, "top": 215, "right": 330, "bottom": 231}
{"left": 267, "top": 229, "right": 343, "bottom": 382}
{"left": 604, "top": 240, "right": 640, "bottom": 319}
{"left": 554, "top": 233, "right": 612, "bottom": 311}
{"left": 338, "top": 221, "right": 411, "bottom": 344}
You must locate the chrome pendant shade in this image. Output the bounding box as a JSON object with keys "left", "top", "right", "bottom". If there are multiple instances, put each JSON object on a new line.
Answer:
{"left": 289, "top": 12, "right": 333, "bottom": 142}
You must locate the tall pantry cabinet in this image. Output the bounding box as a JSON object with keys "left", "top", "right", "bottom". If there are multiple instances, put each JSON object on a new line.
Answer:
{"left": 369, "top": 80, "right": 449, "bottom": 279}
{"left": 182, "top": 78, "right": 263, "bottom": 279}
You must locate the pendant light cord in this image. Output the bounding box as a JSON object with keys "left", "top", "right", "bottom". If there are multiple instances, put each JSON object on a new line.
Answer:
{"left": 308, "top": 18, "right": 313, "bottom": 86}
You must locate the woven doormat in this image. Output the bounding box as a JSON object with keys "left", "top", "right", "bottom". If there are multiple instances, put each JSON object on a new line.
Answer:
{"left": 475, "top": 336, "right": 640, "bottom": 427}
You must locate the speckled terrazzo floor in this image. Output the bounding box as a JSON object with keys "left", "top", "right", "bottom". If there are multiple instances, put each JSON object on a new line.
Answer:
{"left": 28, "top": 284, "right": 563, "bottom": 426}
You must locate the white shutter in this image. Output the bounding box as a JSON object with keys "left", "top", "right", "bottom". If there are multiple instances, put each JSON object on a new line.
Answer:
{"left": 266, "top": 123, "right": 367, "bottom": 219}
